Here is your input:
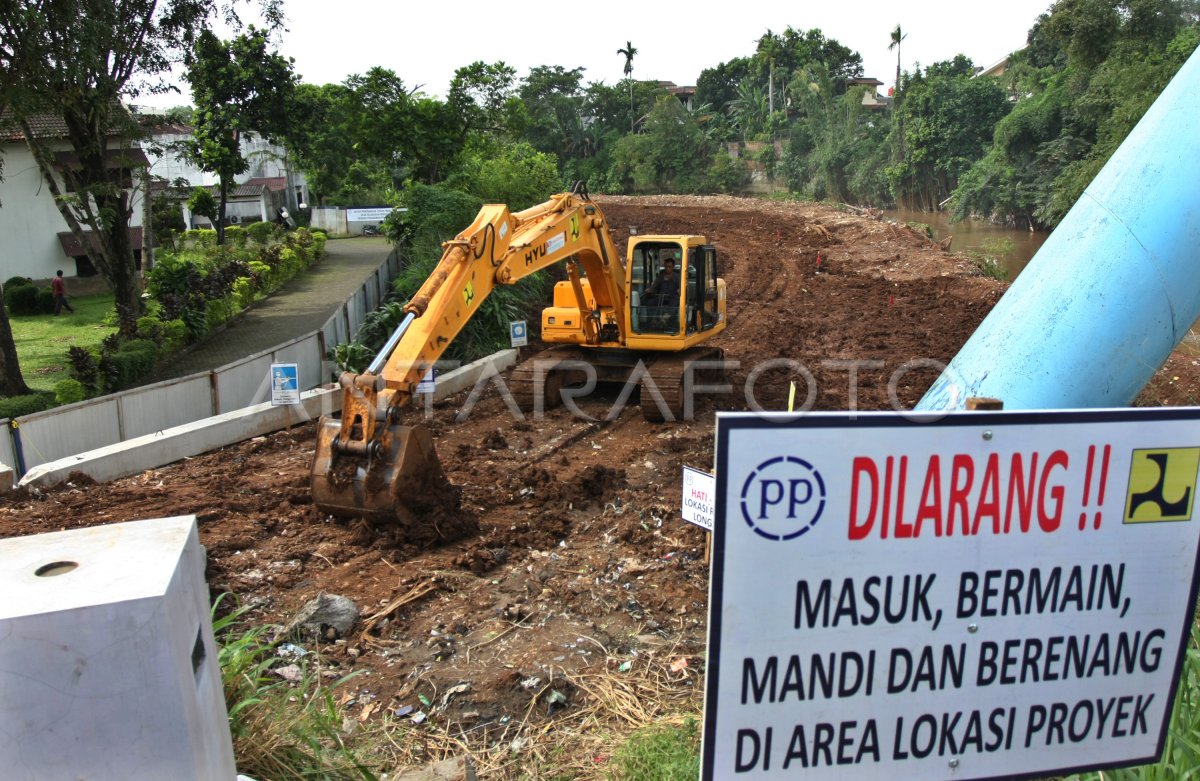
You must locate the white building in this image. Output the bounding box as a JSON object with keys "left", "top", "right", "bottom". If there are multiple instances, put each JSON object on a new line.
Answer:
{"left": 143, "top": 119, "right": 308, "bottom": 227}
{"left": 0, "top": 113, "right": 146, "bottom": 286}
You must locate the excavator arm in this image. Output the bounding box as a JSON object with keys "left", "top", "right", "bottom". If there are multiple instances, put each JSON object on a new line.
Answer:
{"left": 310, "top": 190, "right": 628, "bottom": 527}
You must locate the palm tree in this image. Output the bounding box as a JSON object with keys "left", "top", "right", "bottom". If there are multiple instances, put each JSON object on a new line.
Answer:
{"left": 617, "top": 40, "right": 638, "bottom": 132}
{"left": 889, "top": 24, "right": 907, "bottom": 159}
{"left": 888, "top": 25, "right": 906, "bottom": 95}
{"left": 757, "top": 30, "right": 784, "bottom": 117}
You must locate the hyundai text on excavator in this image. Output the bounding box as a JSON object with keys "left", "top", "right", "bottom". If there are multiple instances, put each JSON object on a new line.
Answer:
{"left": 310, "top": 188, "right": 727, "bottom": 527}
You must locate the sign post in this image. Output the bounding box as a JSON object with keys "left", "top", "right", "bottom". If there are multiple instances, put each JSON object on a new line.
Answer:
{"left": 269, "top": 363, "right": 299, "bottom": 406}
{"left": 510, "top": 320, "right": 528, "bottom": 348}
{"left": 703, "top": 408, "right": 1200, "bottom": 781}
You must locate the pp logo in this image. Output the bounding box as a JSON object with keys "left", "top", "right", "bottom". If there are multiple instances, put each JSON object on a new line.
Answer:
{"left": 739, "top": 456, "right": 826, "bottom": 540}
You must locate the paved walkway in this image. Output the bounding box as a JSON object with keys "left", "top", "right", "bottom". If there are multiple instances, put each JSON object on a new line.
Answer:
{"left": 138, "top": 237, "right": 392, "bottom": 384}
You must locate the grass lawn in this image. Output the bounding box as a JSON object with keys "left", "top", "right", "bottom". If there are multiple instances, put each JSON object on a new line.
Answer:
{"left": 9, "top": 292, "right": 118, "bottom": 393}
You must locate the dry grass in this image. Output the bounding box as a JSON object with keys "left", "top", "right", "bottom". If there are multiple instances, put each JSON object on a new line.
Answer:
{"left": 339, "top": 655, "right": 703, "bottom": 780}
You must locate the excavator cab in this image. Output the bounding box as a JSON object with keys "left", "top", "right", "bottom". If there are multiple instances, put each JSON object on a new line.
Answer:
{"left": 629, "top": 238, "right": 722, "bottom": 340}
{"left": 631, "top": 242, "right": 683, "bottom": 334}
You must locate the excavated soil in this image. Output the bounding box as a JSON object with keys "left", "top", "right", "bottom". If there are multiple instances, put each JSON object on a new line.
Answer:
{"left": 3, "top": 195, "right": 1199, "bottom": 754}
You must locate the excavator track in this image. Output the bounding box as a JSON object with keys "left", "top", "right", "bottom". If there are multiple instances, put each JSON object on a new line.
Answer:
{"left": 508, "top": 345, "right": 590, "bottom": 413}
{"left": 640, "top": 347, "right": 726, "bottom": 423}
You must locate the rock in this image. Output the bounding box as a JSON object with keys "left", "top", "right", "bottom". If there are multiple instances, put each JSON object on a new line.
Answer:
{"left": 286, "top": 593, "right": 359, "bottom": 642}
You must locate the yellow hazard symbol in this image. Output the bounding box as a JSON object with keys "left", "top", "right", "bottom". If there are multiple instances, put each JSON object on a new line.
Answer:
{"left": 1124, "top": 447, "right": 1200, "bottom": 523}
{"left": 462, "top": 279, "right": 475, "bottom": 306}
{"left": 569, "top": 214, "right": 580, "bottom": 242}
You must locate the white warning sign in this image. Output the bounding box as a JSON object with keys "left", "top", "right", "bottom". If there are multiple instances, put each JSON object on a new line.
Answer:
{"left": 702, "top": 408, "right": 1200, "bottom": 781}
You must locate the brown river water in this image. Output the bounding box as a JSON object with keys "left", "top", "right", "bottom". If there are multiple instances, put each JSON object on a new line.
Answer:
{"left": 883, "top": 208, "right": 1049, "bottom": 280}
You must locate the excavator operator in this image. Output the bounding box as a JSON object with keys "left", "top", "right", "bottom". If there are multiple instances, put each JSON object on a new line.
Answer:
{"left": 646, "top": 256, "right": 680, "bottom": 332}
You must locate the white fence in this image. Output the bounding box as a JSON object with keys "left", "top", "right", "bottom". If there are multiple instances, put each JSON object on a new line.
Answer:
{"left": 1, "top": 249, "right": 402, "bottom": 478}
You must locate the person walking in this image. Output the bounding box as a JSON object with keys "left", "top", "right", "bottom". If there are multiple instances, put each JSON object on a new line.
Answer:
{"left": 51, "top": 270, "right": 75, "bottom": 315}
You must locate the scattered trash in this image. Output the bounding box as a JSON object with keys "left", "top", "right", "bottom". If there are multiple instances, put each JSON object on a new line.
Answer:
{"left": 285, "top": 593, "right": 359, "bottom": 643}
{"left": 411, "top": 711, "right": 427, "bottom": 724}
{"left": 520, "top": 676, "right": 541, "bottom": 689}
{"left": 547, "top": 689, "right": 568, "bottom": 706}
{"left": 441, "top": 683, "right": 470, "bottom": 707}
{"left": 394, "top": 705, "right": 414, "bottom": 717}
{"left": 277, "top": 643, "right": 308, "bottom": 659}
{"left": 618, "top": 661, "right": 632, "bottom": 673}
{"left": 511, "top": 736, "right": 530, "bottom": 751}
{"left": 418, "top": 693, "right": 432, "bottom": 707}
{"left": 272, "top": 664, "right": 302, "bottom": 682}
{"left": 671, "top": 657, "right": 689, "bottom": 673}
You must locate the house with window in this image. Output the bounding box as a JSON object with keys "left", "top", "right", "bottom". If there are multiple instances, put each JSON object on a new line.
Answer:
{"left": 0, "top": 111, "right": 146, "bottom": 288}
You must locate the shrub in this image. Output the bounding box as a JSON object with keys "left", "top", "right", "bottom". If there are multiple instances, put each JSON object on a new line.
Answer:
{"left": 136, "top": 316, "right": 165, "bottom": 343}
{"left": 706, "top": 152, "right": 750, "bottom": 194}
{"left": 311, "top": 232, "right": 327, "bottom": 258}
{"left": 3, "top": 276, "right": 33, "bottom": 290}
{"left": 36, "top": 287, "right": 55, "bottom": 314}
{"left": 3, "top": 283, "right": 40, "bottom": 315}
{"left": 182, "top": 229, "right": 218, "bottom": 248}
{"left": 0, "top": 392, "right": 57, "bottom": 419}
{"left": 206, "top": 297, "right": 235, "bottom": 332}
{"left": 232, "top": 277, "right": 255, "bottom": 310}
{"left": 224, "top": 225, "right": 246, "bottom": 247}
{"left": 54, "top": 379, "right": 87, "bottom": 405}
{"left": 162, "top": 319, "right": 188, "bottom": 350}
{"left": 245, "top": 221, "right": 275, "bottom": 245}
{"left": 67, "top": 345, "right": 99, "bottom": 394}
{"left": 104, "top": 339, "right": 161, "bottom": 391}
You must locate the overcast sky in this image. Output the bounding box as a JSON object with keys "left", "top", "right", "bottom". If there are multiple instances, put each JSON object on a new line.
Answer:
{"left": 139, "top": 0, "right": 1055, "bottom": 107}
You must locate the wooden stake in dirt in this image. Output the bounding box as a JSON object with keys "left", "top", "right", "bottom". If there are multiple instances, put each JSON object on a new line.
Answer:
{"left": 966, "top": 397, "right": 1004, "bottom": 411}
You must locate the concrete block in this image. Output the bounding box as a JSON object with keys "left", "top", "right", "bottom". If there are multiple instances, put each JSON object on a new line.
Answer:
{"left": 434, "top": 349, "right": 519, "bottom": 400}
{"left": 0, "top": 462, "right": 14, "bottom": 491}
{"left": 0, "top": 516, "right": 236, "bottom": 780}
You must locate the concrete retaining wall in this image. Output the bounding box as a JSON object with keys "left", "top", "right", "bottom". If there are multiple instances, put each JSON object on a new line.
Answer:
{"left": 1, "top": 249, "right": 403, "bottom": 480}
{"left": 18, "top": 348, "right": 520, "bottom": 488}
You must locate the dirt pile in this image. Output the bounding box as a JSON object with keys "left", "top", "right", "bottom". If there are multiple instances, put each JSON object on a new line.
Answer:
{"left": 2, "top": 195, "right": 1198, "bottom": 770}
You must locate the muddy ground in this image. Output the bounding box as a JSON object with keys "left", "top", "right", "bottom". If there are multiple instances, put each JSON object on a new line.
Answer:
{"left": 3, "top": 195, "right": 1199, "bottom": 770}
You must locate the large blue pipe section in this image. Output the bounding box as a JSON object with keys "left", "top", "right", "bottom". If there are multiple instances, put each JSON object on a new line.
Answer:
{"left": 917, "top": 45, "right": 1200, "bottom": 412}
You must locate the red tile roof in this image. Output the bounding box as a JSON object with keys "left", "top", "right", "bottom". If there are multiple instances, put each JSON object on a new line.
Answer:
{"left": 245, "top": 176, "right": 288, "bottom": 192}
{"left": 0, "top": 110, "right": 71, "bottom": 143}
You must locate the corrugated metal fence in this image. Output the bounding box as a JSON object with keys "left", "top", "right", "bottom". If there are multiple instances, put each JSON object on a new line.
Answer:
{"left": 0, "top": 249, "right": 402, "bottom": 477}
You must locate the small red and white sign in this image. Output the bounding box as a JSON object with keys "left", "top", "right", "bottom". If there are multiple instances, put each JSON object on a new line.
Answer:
{"left": 682, "top": 466, "right": 715, "bottom": 531}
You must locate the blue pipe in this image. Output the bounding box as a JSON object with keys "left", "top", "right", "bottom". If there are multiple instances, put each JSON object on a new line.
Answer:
{"left": 917, "top": 45, "right": 1200, "bottom": 412}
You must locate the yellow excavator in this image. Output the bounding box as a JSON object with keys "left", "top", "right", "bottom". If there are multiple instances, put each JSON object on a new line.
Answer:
{"left": 310, "top": 187, "right": 727, "bottom": 526}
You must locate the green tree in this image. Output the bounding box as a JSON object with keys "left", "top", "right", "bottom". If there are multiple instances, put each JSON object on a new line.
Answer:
{"left": 889, "top": 24, "right": 908, "bottom": 160}
{"left": 887, "top": 56, "right": 1011, "bottom": 210}
{"left": 448, "top": 61, "right": 519, "bottom": 138}
{"left": 783, "top": 67, "right": 890, "bottom": 203}
{"left": 617, "top": 41, "right": 639, "bottom": 132}
{"left": 188, "top": 186, "right": 217, "bottom": 221}
{"left": 696, "top": 57, "right": 753, "bottom": 122}
{"left": 185, "top": 26, "right": 295, "bottom": 244}
{"left": 281, "top": 83, "right": 355, "bottom": 204}
{"left": 518, "top": 65, "right": 587, "bottom": 164}
{"left": 0, "top": 0, "right": 283, "bottom": 336}
{"left": 952, "top": 0, "right": 1198, "bottom": 227}
{"left": 611, "top": 97, "right": 709, "bottom": 193}
{"left": 447, "top": 141, "right": 559, "bottom": 209}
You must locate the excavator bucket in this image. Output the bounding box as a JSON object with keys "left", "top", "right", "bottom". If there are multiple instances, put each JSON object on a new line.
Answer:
{"left": 310, "top": 416, "right": 471, "bottom": 544}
